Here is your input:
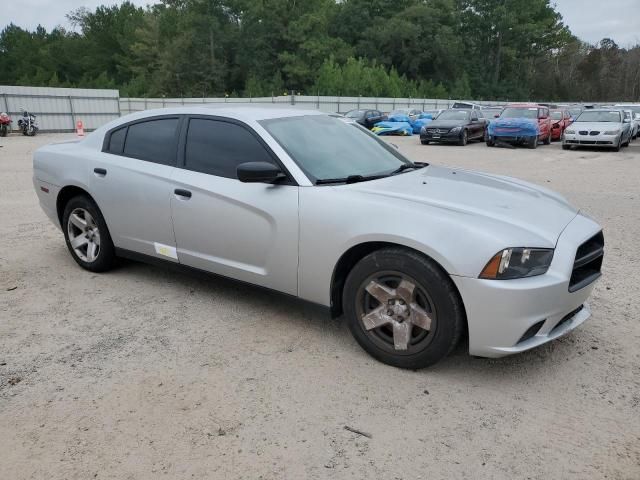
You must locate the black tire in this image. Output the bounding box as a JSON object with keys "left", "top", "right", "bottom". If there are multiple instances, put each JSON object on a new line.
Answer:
{"left": 543, "top": 129, "right": 551, "bottom": 145}
{"left": 342, "top": 248, "right": 464, "bottom": 369}
{"left": 562, "top": 144, "right": 571, "bottom": 150}
{"left": 421, "top": 140, "right": 429, "bottom": 145}
{"left": 62, "top": 195, "right": 116, "bottom": 272}
{"left": 458, "top": 129, "right": 468, "bottom": 146}
{"left": 528, "top": 136, "right": 538, "bottom": 149}
{"left": 613, "top": 138, "right": 621, "bottom": 152}
{"left": 0, "top": 126, "right": 7, "bottom": 137}
{"left": 486, "top": 136, "right": 495, "bottom": 147}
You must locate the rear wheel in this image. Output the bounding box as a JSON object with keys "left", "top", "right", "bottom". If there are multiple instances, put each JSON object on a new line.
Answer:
{"left": 343, "top": 248, "right": 464, "bottom": 369}
{"left": 0, "top": 125, "right": 7, "bottom": 137}
{"left": 543, "top": 128, "right": 551, "bottom": 145}
{"left": 62, "top": 195, "right": 116, "bottom": 272}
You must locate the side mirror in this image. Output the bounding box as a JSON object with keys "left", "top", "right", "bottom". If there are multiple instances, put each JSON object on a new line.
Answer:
{"left": 237, "top": 162, "right": 285, "bottom": 183}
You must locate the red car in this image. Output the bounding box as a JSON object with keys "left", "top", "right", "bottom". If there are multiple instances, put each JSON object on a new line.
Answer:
{"left": 550, "top": 109, "right": 573, "bottom": 141}
{"left": 486, "top": 103, "right": 552, "bottom": 148}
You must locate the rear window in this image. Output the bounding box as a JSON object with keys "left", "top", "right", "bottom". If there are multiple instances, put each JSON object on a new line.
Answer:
{"left": 123, "top": 118, "right": 179, "bottom": 165}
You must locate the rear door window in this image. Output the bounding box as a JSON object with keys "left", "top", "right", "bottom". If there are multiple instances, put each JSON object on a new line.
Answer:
{"left": 123, "top": 118, "right": 180, "bottom": 166}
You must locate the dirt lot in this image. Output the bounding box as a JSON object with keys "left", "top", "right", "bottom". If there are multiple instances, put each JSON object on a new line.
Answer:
{"left": 1, "top": 132, "right": 639, "bottom": 479}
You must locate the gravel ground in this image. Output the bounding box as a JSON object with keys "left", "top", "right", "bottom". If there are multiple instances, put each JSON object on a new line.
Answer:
{"left": 0, "top": 132, "right": 639, "bottom": 479}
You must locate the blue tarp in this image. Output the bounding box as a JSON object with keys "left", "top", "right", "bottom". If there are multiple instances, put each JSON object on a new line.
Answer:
{"left": 372, "top": 121, "right": 413, "bottom": 136}
{"left": 387, "top": 113, "right": 412, "bottom": 123}
{"left": 488, "top": 118, "right": 539, "bottom": 137}
{"left": 411, "top": 117, "right": 433, "bottom": 134}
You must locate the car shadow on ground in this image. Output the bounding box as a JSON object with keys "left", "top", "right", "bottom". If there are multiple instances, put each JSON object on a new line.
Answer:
{"left": 88, "top": 253, "right": 589, "bottom": 383}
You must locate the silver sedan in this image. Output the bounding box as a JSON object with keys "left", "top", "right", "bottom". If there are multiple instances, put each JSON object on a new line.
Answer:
{"left": 563, "top": 109, "right": 632, "bottom": 151}
{"left": 33, "top": 106, "right": 603, "bottom": 369}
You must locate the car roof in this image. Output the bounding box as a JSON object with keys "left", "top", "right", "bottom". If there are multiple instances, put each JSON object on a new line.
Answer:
{"left": 119, "top": 104, "right": 326, "bottom": 123}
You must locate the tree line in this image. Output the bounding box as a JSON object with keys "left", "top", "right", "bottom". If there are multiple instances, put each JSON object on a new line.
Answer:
{"left": 1, "top": 0, "right": 639, "bottom": 102}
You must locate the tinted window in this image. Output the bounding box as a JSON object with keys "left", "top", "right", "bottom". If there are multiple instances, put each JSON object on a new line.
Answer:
{"left": 108, "top": 127, "right": 126, "bottom": 154}
{"left": 185, "top": 119, "right": 274, "bottom": 179}
{"left": 123, "top": 118, "right": 179, "bottom": 165}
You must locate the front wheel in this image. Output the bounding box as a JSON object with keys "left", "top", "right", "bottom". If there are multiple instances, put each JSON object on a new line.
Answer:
{"left": 486, "top": 136, "right": 495, "bottom": 147}
{"left": 26, "top": 125, "right": 37, "bottom": 136}
{"left": 528, "top": 136, "right": 538, "bottom": 149}
{"left": 421, "top": 140, "right": 429, "bottom": 145}
{"left": 343, "top": 248, "right": 464, "bottom": 369}
{"left": 458, "top": 129, "right": 468, "bottom": 146}
{"left": 62, "top": 195, "right": 116, "bottom": 272}
{"left": 562, "top": 144, "right": 571, "bottom": 150}
{"left": 544, "top": 129, "right": 551, "bottom": 145}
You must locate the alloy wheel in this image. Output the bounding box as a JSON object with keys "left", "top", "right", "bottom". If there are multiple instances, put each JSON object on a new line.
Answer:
{"left": 355, "top": 271, "right": 436, "bottom": 353}
{"left": 67, "top": 208, "right": 101, "bottom": 262}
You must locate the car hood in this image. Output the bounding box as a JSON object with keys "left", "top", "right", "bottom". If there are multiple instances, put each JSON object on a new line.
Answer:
{"left": 351, "top": 165, "right": 578, "bottom": 246}
{"left": 570, "top": 122, "right": 622, "bottom": 131}
{"left": 427, "top": 119, "right": 468, "bottom": 129}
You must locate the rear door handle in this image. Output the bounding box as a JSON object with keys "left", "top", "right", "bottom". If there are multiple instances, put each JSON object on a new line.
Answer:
{"left": 94, "top": 168, "right": 107, "bottom": 176}
{"left": 174, "top": 188, "right": 192, "bottom": 199}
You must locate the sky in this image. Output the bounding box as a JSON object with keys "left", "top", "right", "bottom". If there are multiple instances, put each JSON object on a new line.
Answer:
{"left": 2, "top": 0, "right": 640, "bottom": 47}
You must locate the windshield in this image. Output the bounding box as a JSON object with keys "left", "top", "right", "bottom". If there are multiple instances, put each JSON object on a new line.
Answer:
{"left": 345, "top": 110, "right": 365, "bottom": 119}
{"left": 437, "top": 110, "right": 470, "bottom": 121}
{"left": 550, "top": 111, "right": 562, "bottom": 120}
{"left": 260, "top": 115, "right": 412, "bottom": 183}
{"left": 500, "top": 107, "right": 538, "bottom": 119}
{"left": 569, "top": 108, "right": 582, "bottom": 117}
{"left": 390, "top": 109, "right": 410, "bottom": 116}
{"left": 575, "top": 111, "right": 621, "bottom": 123}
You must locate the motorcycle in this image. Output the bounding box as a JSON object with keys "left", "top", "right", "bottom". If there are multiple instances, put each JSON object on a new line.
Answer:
{"left": 0, "top": 112, "right": 11, "bottom": 137}
{"left": 17, "top": 109, "right": 38, "bottom": 136}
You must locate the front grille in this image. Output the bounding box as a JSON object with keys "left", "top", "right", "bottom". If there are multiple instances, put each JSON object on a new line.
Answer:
{"left": 579, "top": 130, "right": 588, "bottom": 135}
{"left": 569, "top": 231, "right": 604, "bottom": 292}
{"left": 589, "top": 131, "right": 600, "bottom": 136}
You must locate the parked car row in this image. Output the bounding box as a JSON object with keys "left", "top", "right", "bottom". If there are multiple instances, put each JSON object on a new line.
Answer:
{"left": 345, "top": 102, "right": 638, "bottom": 152}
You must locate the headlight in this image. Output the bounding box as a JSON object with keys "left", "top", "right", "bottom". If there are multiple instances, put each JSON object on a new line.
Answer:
{"left": 420, "top": 126, "right": 427, "bottom": 133}
{"left": 479, "top": 248, "right": 554, "bottom": 280}
{"left": 450, "top": 127, "right": 461, "bottom": 134}
{"left": 565, "top": 129, "right": 575, "bottom": 135}
{"left": 604, "top": 130, "right": 621, "bottom": 135}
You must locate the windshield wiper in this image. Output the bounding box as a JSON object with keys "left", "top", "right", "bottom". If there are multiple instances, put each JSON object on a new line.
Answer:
{"left": 315, "top": 174, "right": 388, "bottom": 185}
{"left": 315, "top": 162, "right": 428, "bottom": 185}
{"left": 390, "top": 162, "right": 428, "bottom": 175}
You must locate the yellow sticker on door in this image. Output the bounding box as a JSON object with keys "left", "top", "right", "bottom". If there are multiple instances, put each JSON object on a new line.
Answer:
{"left": 154, "top": 242, "right": 178, "bottom": 260}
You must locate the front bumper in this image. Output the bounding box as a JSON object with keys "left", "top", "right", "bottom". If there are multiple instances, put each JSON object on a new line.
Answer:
{"left": 420, "top": 130, "right": 461, "bottom": 143}
{"left": 453, "top": 213, "right": 602, "bottom": 358}
{"left": 563, "top": 132, "right": 620, "bottom": 147}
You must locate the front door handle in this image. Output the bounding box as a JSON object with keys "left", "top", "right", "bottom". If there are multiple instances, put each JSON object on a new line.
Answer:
{"left": 174, "top": 188, "right": 192, "bottom": 199}
{"left": 94, "top": 168, "right": 107, "bottom": 176}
